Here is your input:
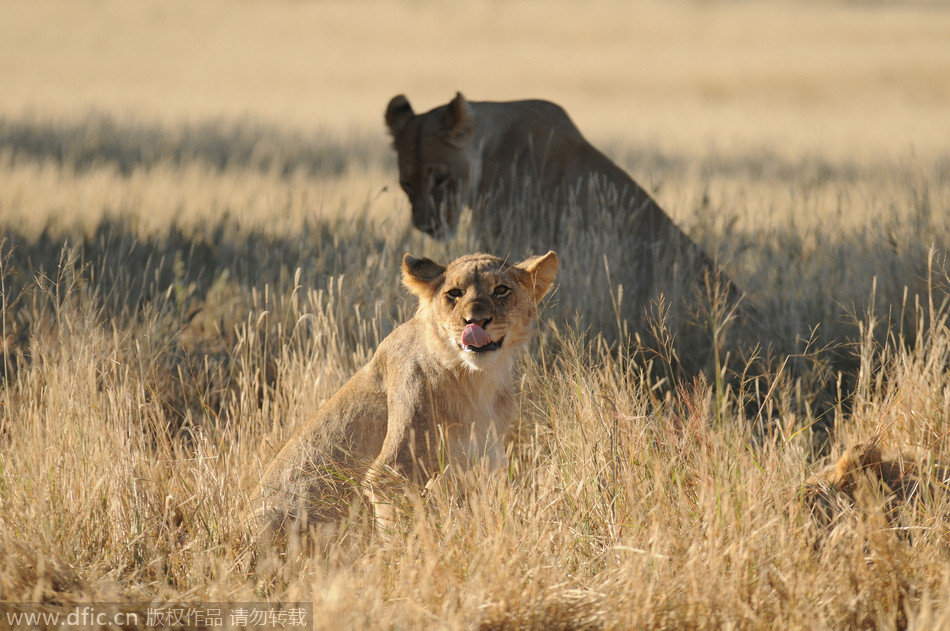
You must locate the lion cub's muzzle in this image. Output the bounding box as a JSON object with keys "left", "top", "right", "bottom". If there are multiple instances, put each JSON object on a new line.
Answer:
{"left": 460, "top": 322, "right": 503, "bottom": 353}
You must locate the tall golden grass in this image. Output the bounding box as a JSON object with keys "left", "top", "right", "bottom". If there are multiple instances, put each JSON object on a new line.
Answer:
{"left": 2, "top": 0, "right": 950, "bottom": 628}
{"left": 1, "top": 114, "right": 948, "bottom": 629}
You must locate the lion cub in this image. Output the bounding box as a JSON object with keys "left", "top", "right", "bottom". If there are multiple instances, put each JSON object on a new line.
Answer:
{"left": 258, "top": 251, "right": 558, "bottom": 534}
{"left": 800, "top": 440, "right": 950, "bottom": 531}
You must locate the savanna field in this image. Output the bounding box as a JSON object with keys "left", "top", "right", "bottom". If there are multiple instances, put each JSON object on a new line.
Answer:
{"left": 2, "top": 1, "right": 950, "bottom": 629}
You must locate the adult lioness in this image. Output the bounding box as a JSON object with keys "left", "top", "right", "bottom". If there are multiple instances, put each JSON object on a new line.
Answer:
{"left": 385, "top": 93, "right": 741, "bottom": 360}
{"left": 258, "top": 250, "right": 558, "bottom": 534}
{"left": 385, "top": 92, "right": 722, "bottom": 286}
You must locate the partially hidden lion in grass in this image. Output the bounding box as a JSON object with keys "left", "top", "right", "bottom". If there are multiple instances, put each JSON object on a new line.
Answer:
{"left": 258, "top": 250, "right": 558, "bottom": 534}
{"left": 384, "top": 92, "right": 734, "bottom": 306}
{"left": 799, "top": 440, "right": 950, "bottom": 532}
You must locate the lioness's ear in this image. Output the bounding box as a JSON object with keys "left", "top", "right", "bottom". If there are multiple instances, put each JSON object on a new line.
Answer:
{"left": 386, "top": 94, "right": 415, "bottom": 137}
{"left": 402, "top": 254, "right": 446, "bottom": 299}
{"left": 442, "top": 92, "right": 474, "bottom": 147}
{"left": 514, "top": 250, "right": 558, "bottom": 304}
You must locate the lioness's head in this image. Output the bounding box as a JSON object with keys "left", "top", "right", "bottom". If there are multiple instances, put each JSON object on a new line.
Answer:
{"left": 402, "top": 251, "right": 558, "bottom": 370}
{"left": 386, "top": 92, "right": 477, "bottom": 241}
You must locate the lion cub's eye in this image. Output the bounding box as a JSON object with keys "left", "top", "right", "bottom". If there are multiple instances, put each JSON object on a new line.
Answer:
{"left": 433, "top": 174, "right": 449, "bottom": 188}
{"left": 446, "top": 288, "right": 464, "bottom": 300}
{"left": 493, "top": 285, "right": 511, "bottom": 297}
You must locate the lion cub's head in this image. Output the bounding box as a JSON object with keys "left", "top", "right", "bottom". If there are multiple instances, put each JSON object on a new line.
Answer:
{"left": 386, "top": 92, "right": 476, "bottom": 241}
{"left": 402, "top": 251, "right": 558, "bottom": 370}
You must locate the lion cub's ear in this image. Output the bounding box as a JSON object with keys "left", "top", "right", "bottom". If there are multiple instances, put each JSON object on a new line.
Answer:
{"left": 835, "top": 441, "right": 883, "bottom": 482}
{"left": 442, "top": 92, "right": 474, "bottom": 147}
{"left": 514, "top": 251, "right": 558, "bottom": 304}
{"left": 402, "top": 254, "right": 446, "bottom": 299}
{"left": 386, "top": 95, "right": 415, "bottom": 138}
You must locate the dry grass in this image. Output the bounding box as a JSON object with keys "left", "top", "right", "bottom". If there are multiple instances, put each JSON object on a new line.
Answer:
{"left": 2, "top": 0, "right": 950, "bottom": 628}
{"left": 1, "top": 116, "right": 949, "bottom": 629}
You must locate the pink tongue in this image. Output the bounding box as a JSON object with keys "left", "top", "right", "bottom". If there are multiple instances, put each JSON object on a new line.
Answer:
{"left": 461, "top": 323, "right": 491, "bottom": 348}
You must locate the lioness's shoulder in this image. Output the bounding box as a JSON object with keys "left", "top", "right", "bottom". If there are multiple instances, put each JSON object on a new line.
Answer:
{"left": 502, "top": 99, "right": 572, "bottom": 118}
{"left": 481, "top": 99, "right": 580, "bottom": 134}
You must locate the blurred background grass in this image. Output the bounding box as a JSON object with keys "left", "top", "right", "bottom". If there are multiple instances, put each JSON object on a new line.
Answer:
{"left": 2, "top": 0, "right": 949, "bottom": 162}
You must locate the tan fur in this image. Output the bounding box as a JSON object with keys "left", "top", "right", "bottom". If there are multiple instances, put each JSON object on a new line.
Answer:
{"left": 258, "top": 251, "right": 558, "bottom": 534}
{"left": 799, "top": 441, "right": 949, "bottom": 530}
{"left": 384, "top": 92, "right": 728, "bottom": 302}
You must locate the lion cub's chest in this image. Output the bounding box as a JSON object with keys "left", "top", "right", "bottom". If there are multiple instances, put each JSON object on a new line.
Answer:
{"left": 369, "top": 318, "right": 516, "bottom": 474}
{"left": 431, "top": 377, "right": 511, "bottom": 471}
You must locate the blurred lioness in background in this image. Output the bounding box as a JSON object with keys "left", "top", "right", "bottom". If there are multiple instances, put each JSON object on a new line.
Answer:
{"left": 385, "top": 92, "right": 744, "bottom": 376}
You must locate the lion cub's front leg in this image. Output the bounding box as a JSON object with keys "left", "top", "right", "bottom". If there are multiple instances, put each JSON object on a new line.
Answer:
{"left": 362, "top": 414, "right": 511, "bottom": 532}
{"left": 361, "top": 419, "right": 437, "bottom": 532}
{"left": 361, "top": 438, "right": 408, "bottom": 533}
